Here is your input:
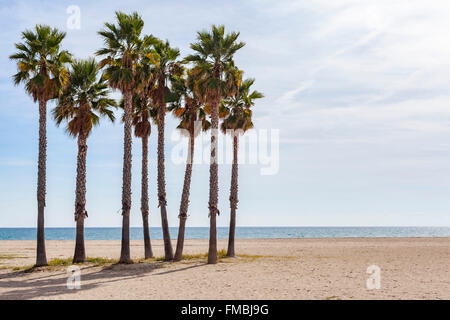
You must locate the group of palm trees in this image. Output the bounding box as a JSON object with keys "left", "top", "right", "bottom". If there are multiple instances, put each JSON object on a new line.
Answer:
{"left": 10, "top": 11, "right": 263, "bottom": 266}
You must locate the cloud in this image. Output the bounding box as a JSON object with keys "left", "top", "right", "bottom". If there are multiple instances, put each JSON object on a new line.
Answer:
{"left": 278, "top": 80, "right": 315, "bottom": 106}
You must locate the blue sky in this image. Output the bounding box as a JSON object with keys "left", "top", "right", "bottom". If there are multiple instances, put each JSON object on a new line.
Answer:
{"left": 1, "top": 0, "right": 450, "bottom": 227}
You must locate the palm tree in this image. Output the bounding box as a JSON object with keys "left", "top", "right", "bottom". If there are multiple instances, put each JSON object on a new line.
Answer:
{"left": 121, "top": 35, "right": 162, "bottom": 259}
{"left": 148, "top": 40, "right": 182, "bottom": 261}
{"left": 127, "top": 94, "right": 156, "bottom": 259}
{"left": 10, "top": 25, "right": 71, "bottom": 266}
{"left": 168, "top": 72, "right": 210, "bottom": 261}
{"left": 53, "top": 59, "right": 116, "bottom": 263}
{"left": 96, "top": 11, "right": 146, "bottom": 263}
{"left": 185, "top": 25, "right": 245, "bottom": 264}
{"left": 221, "top": 78, "right": 263, "bottom": 257}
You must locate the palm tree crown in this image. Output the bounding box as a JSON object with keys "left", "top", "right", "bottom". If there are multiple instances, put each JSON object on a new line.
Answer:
{"left": 148, "top": 40, "right": 182, "bottom": 105}
{"left": 168, "top": 71, "right": 211, "bottom": 134}
{"left": 119, "top": 94, "right": 156, "bottom": 137}
{"left": 96, "top": 11, "right": 147, "bottom": 93}
{"left": 131, "top": 95, "right": 155, "bottom": 138}
{"left": 53, "top": 58, "right": 116, "bottom": 136}
{"left": 10, "top": 24, "right": 72, "bottom": 102}
{"left": 221, "top": 78, "right": 263, "bottom": 134}
{"left": 185, "top": 25, "right": 245, "bottom": 102}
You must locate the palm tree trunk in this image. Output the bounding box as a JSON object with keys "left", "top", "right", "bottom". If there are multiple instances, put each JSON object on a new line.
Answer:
{"left": 157, "top": 102, "right": 173, "bottom": 260}
{"left": 36, "top": 98, "right": 48, "bottom": 267}
{"left": 120, "top": 91, "right": 133, "bottom": 263}
{"left": 174, "top": 125, "right": 195, "bottom": 261}
{"left": 208, "top": 100, "right": 219, "bottom": 264}
{"left": 141, "top": 135, "right": 153, "bottom": 259}
{"left": 227, "top": 135, "right": 239, "bottom": 257}
{"left": 73, "top": 130, "right": 88, "bottom": 263}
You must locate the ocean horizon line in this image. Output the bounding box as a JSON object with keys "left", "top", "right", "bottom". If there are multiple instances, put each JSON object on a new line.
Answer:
{"left": 1, "top": 226, "right": 449, "bottom": 241}
{"left": 1, "top": 225, "right": 449, "bottom": 228}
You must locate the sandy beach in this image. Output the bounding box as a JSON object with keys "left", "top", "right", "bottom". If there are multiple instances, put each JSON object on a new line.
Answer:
{"left": 0, "top": 238, "right": 449, "bottom": 300}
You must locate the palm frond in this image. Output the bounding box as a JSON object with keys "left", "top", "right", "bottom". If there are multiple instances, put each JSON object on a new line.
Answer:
{"left": 52, "top": 58, "right": 116, "bottom": 137}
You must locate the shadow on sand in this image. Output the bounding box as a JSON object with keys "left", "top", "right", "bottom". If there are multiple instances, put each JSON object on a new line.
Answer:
{"left": 0, "top": 261, "right": 207, "bottom": 300}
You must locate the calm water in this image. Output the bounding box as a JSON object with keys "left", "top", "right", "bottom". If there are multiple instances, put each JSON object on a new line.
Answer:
{"left": 0, "top": 227, "right": 449, "bottom": 240}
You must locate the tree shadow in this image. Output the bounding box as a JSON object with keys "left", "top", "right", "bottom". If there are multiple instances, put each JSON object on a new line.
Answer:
{"left": 0, "top": 261, "right": 166, "bottom": 300}
{"left": 153, "top": 263, "right": 207, "bottom": 276}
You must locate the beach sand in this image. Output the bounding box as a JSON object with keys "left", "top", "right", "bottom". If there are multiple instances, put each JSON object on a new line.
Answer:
{"left": 0, "top": 238, "right": 449, "bottom": 300}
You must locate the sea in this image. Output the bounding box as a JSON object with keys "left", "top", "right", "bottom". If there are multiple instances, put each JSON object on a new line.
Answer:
{"left": 0, "top": 226, "right": 449, "bottom": 240}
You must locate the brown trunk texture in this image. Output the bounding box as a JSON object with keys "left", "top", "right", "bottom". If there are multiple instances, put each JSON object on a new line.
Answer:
{"left": 227, "top": 135, "right": 239, "bottom": 257}
{"left": 74, "top": 217, "right": 85, "bottom": 263}
{"left": 174, "top": 125, "right": 195, "bottom": 261}
{"left": 141, "top": 135, "right": 153, "bottom": 259}
{"left": 73, "top": 127, "right": 88, "bottom": 263}
{"left": 158, "top": 102, "right": 173, "bottom": 260}
{"left": 208, "top": 100, "right": 219, "bottom": 264}
{"left": 36, "top": 98, "right": 48, "bottom": 266}
{"left": 120, "top": 91, "right": 133, "bottom": 263}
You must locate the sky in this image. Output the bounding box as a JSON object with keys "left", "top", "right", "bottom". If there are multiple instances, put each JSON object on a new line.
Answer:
{"left": 0, "top": 0, "right": 450, "bottom": 227}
